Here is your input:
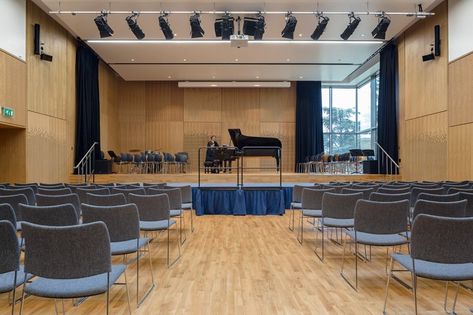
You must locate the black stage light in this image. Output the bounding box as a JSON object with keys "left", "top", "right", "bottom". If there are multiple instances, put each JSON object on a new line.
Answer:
{"left": 94, "top": 12, "right": 114, "bottom": 38}
{"left": 126, "top": 13, "right": 145, "bottom": 40}
{"left": 281, "top": 13, "right": 297, "bottom": 39}
{"left": 159, "top": 14, "right": 174, "bottom": 40}
{"left": 214, "top": 14, "right": 234, "bottom": 40}
{"left": 190, "top": 13, "right": 205, "bottom": 38}
{"left": 243, "top": 14, "right": 265, "bottom": 40}
{"left": 340, "top": 13, "right": 361, "bottom": 40}
{"left": 422, "top": 52, "right": 435, "bottom": 62}
{"left": 311, "top": 15, "right": 329, "bottom": 40}
{"left": 371, "top": 15, "right": 391, "bottom": 39}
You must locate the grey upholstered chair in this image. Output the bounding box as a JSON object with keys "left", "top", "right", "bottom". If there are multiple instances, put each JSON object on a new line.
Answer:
{"left": 19, "top": 222, "right": 130, "bottom": 315}
{"left": 442, "top": 183, "right": 470, "bottom": 193}
{"left": 412, "top": 199, "right": 467, "bottom": 220}
{"left": 39, "top": 183, "right": 65, "bottom": 188}
{"left": 315, "top": 192, "right": 363, "bottom": 261}
{"left": 0, "top": 220, "right": 32, "bottom": 315}
{"left": 341, "top": 199, "right": 410, "bottom": 290}
{"left": 110, "top": 187, "right": 146, "bottom": 201}
{"left": 82, "top": 203, "right": 154, "bottom": 306}
{"left": 86, "top": 193, "right": 127, "bottom": 206}
{"left": 36, "top": 187, "right": 72, "bottom": 196}
{"left": 384, "top": 214, "right": 473, "bottom": 315}
{"left": 149, "top": 188, "right": 186, "bottom": 245}
{"left": 0, "top": 204, "right": 17, "bottom": 228}
{"left": 320, "top": 184, "right": 350, "bottom": 193}
{"left": 9, "top": 184, "right": 38, "bottom": 194}
{"left": 417, "top": 192, "right": 461, "bottom": 203}
{"left": 0, "top": 188, "right": 35, "bottom": 205}
{"left": 341, "top": 187, "right": 374, "bottom": 200}
{"left": 19, "top": 204, "right": 79, "bottom": 227}
{"left": 410, "top": 187, "right": 444, "bottom": 206}
{"left": 297, "top": 188, "right": 335, "bottom": 245}
{"left": 0, "top": 194, "right": 28, "bottom": 230}
{"left": 128, "top": 193, "right": 180, "bottom": 267}
{"left": 76, "top": 187, "right": 110, "bottom": 204}
{"left": 289, "top": 185, "right": 306, "bottom": 231}
{"left": 458, "top": 192, "right": 473, "bottom": 217}
{"left": 448, "top": 187, "right": 473, "bottom": 194}
{"left": 381, "top": 184, "right": 410, "bottom": 190}
{"left": 369, "top": 192, "right": 411, "bottom": 202}
{"left": 378, "top": 187, "right": 411, "bottom": 194}
{"left": 177, "top": 185, "right": 195, "bottom": 233}
{"left": 36, "top": 193, "right": 81, "bottom": 219}
{"left": 351, "top": 184, "right": 379, "bottom": 191}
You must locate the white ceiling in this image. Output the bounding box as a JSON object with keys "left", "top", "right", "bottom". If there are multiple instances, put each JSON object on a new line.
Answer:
{"left": 33, "top": 0, "right": 439, "bottom": 82}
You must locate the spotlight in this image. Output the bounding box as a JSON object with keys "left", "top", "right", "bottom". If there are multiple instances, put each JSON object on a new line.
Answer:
{"left": 94, "top": 12, "right": 113, "bottom": 38}
{"left": 340, "top": 13, "right": 361, "bottom": 40}
{"left": 281, "top": 13, "right": 297, "bottom": 39}
{"left": 243, "top": 14, "right": 265, "bottom": 40}
{"left": 214, "top": 13, "right": 234, "bottom": 40}
{"left": 190, "top": 13, "right": 205, "bottom": 38}
{"left": 372, "top": 14, "right": 391, "bottom": 39}
{"left": 159, "top": 14, "right": 174, "bottom": 40}
{"left": 126, "top": 12, "right": 145, "bottom": 40}
{"left": 422, "top": 53, "right": 435, "bottom": 62}
{"left": 311, "top": 15, "right": 329, "bottom": 40}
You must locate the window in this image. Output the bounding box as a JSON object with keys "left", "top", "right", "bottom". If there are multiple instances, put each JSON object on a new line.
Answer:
{"left": 322, "top": 74, "right": 379, "bottom": 155}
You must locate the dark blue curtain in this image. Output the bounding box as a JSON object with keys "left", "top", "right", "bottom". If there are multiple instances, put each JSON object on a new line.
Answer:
{"left": 377, "top": 41, "right": 398, "bottom": 173}
{"left": 74, "top": 42, "right": 101, "bottom": 166}
{"left": 295, "top": 81, "right": 324, "bottom": 168}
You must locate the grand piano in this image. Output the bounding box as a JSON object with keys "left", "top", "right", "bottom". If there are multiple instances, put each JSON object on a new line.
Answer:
{"left": 228, "top": 129, "right": 282, "bottom": 169}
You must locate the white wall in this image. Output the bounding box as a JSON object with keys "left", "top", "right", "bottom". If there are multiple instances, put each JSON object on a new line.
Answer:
{"left": 449, "top": 0, "right": 473, "bottom": 62}
{"left": 0, "top": 0, "right": 26, "bottom": 61}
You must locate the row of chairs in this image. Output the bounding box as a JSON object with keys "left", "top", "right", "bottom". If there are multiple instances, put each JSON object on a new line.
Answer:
{"left": 297, "top": 152, "right": 359, "bottom": 174}
{"left": 111, "top": 151, "right": 189, "bottom": 174}
{"left": 288, "top": 180, "right": 473, "bottom": 315}
{"left": 0, "top": 182, "right": 196, "bottom": 314}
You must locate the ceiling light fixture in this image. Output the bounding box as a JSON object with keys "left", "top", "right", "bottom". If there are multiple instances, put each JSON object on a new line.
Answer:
{"left": 281, "top": 12, "right": 297, "bottom": 39}
{"left": 126, "top": 12, "right": 145, "bottom": 40}
{"left": 311, "top": 14, "right": 329, "bottom": 40}
{"left": 340, "top": 12, "right": 361, "bottom": 40}
{"left": 94, "top": 11, "right": 114, "bottom": 38}
{"left": 371, "top": 13, "right": 391, "bottom": 39}
{"left": 158, "top": 13, "right": 174, "bottom": 40}
{"left": 190, "top": 12, "right": 205, "bottom": 38}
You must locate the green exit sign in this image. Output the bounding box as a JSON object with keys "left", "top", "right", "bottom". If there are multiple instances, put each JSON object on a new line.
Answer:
{"left": 1, "top": 107, "right": 14, "bottom": 118}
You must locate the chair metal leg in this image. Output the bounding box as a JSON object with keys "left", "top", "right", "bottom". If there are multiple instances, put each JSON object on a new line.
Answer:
{"left": 137, "top": 241, "right": 156, "bottom": 307}
{"left": 106, "top": 273, "right": 110, "bottom": 315}
{"left": 190, "top": 208, "right": 195, "bottom": 232}
{"left": 19, "top": 273, "right": 27, "bottom": 315}
{"left": 444, "top": 281, "right": 460, "bottom": 315}
{"left": 288, "top": 205, "right": 294, "bottom": 231}
{"left": 180, "top": 211, "right": 187, "bottom": 245}
{"left": 11, "top": 270, "right": 17, "bottom": 315}
{"left": 411, "top": 272, "right": 418, "bottom": 315}
{"left": 297, "top": 211, "right": 304, "bottom": 244}
{"left": 340, "top": 235, "right": 358, "bottom": 291}
{"left": 168, "top": 222, "right": 181, "bottom": 268}
{"left": 122, "top": 256, "right": 132, "bottom": 314}
{"left": 383, "top": 256, "right": 394, "bottom": 314}
{"left": 314, "top": 223, "right": 325, "bottom": 261}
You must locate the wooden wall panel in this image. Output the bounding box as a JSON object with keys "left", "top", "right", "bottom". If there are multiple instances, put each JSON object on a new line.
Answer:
{"left": 221, "top": 89, "right": 260, "bottom": 122}
{"left": 448, "top": 124, "right": 473, "bottom": 180}
{"left": 403, "top": 1, "right": 448, "bottom": 120}
{"left": 118, "top": 81, "right": 146, "bottom": 152}
{"left": 260, "top": 86, "right": 296, "bottom": 123}
{"left": 0, "top": 128, "right": 26, "bottom": 183}
{"left": 402, "top": 112, "right": 448, "bottom": 180}
{"left": 448, "top": 53, "right": 473, "bottom": 126}
{"left": 184, "top": 89, "right": 221, "bottom": 122}
{"left": 145, "top": 82, "right": 184, "bottom": 122}
{"left": 0, "top": 51, "right": 27, "bottom": 127}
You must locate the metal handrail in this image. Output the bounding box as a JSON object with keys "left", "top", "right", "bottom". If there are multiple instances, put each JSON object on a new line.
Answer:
{"left": 375, "top": 142, "right": 400, "bottom": 175}
{"left": 74, "top": 142, "right": 99, "bottom": 169}
{"left": 74, "top": 142, "right": 99, "bottom": 183}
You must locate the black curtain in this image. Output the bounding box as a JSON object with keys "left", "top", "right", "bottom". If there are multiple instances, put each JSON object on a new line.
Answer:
{"left": 295, "top": 81, "right": 324, "bottom": 169}
{"left": 74, "top": 42, "right": 101, "bottom": 166}
{"left": 377, "top": 41, "right": 398, "bottom": 173}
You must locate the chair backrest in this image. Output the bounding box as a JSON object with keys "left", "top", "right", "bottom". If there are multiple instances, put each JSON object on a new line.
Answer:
{"left": 292, "top": 185, "right": 306, "bottom": 203}
{"left": 411, "top": 214, "right": 473, "bottom": 264}
{"left": 128, "top": 193, "right": 170, "bottom": 221}
{"left": 410, "top": 183, "right": 441, "bottom": 189}
{"left": 410, "top": 187, "right": 445, "bottom": 206}
{"left": 22, "top": 222, "right": 111, "bottom": 279}
{"left": 97, "top": 183, "right": 116, "bottom": 187}
{"left": 301, "top": 188, "right": 335, "bottom": 210}
{"left": 110, "top": 187, "right": 146, "bottom": 201}
{"left": 381, "top": 184, "right": 410, "bottom": 189}
{"left": 442, "top": 183, "right": 470, "bottom": 193}
{"left": 37, "top": 187, "right": 72, "bottom": 196}
{"left": 369, "top": 192, "right": 411, "bottom": 202}
{"left": 82, "top": 204, "right": 140, "bottom": 242}
{"left": 322, "top": 192, "right": 363, "bottom": 219}
{"left": 86, "top": 193, "right": 127, "bottom": 206}
{"left": 351, "top": 184, "right": 379, "bottom": 191}
{"left": 458, "top": 192, "right": 473, "bottom": 217}
{"left": 320, "top": 184, "right": 350, "bottom": 193}
{"left": 0, "top": 220, "right": 19, "bottom": 274}
{"left": 148, "top": 188, "right": 182, "bottom": 210}
{"left": 377, "top": 187, "right": 411, "bottom": 194}
{"left": 39, "top": 183, "right": 65, "bottom": 188}
{"left": 448, "top": 187, "right": 473, "bottom": 194}
{"left": 0, "top": 204, "right": 17, "bottom": 227}
{"left": 36, "top": 193, "right": 81, "bottom": 219}
{"left": 341, "top": 188, "right": 374, "bottom": 200}
{"left": 354, "top": 199, "right": 410, "bottom": 234}
{"left": 20, "top": 204, "right": 78, "bottom": 226}
{"left": 412, "top": 199, "right": 467, "bottom": 219}
{"left": 76, "top": 187, "right": 110, "bottom": 203}
{"left": 0, "top": 194, "right": 28, "bottom": 221}
{"left": 178, "top": 185, "right": 192, "bottom": 203}
{"left": 9, "top": 184, "right": 38, "bottom": 194}
{"left": 0, "top": 187, "right": 35, "bottom": 205}
{"left": 142, "top": 182, "right": 166, "bottom": 187}
{"left": 66, "top": 184, "right": 91, "bottom": 193}
{"left": 417, "top": 192, "right": 461, "bottom": 203}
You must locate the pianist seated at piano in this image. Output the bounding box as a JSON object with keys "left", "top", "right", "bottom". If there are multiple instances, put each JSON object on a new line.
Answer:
{"left": 204, "top": 135, "right": 235, "bottom": 174}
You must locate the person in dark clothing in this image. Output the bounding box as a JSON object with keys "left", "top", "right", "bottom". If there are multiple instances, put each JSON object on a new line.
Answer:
{"left": 205, "top": 135, "right": 220, "bottom": 173}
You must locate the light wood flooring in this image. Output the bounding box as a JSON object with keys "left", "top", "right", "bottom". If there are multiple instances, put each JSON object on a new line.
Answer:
{"left": 2, "top": 213, "right": 472, "bottom": 314}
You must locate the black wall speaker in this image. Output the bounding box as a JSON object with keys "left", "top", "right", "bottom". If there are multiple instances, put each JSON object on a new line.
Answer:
{"left": 434, "top": 24, "right": 441, "bottom": 56}
{"left": 34, "top": 24, "right": 40, "bottom": 55}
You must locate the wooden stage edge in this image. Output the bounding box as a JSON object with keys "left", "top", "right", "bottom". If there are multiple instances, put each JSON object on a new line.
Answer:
{"left": 69, "top": 172, "right": 400, "bottom": 184}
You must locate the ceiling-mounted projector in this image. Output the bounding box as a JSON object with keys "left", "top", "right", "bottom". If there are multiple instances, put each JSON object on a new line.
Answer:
{"left": 230, "top": 34, "right": 249, "bottom": 48}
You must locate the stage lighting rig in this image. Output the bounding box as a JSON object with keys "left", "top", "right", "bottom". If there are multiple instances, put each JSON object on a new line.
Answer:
{"left": 126, "top": 12, "right": 145, "bottom": 40}
{"left": 190, "top": 13, "right": 205, "bottom": 38}
{"left": 94, "top": 11, "right": 114, "bottom": 38}
{"left": 340, "top": 12, "right": 361, "bottom": 40}
{"left": 311, "top": 14, "right": 329, "bottom": 40}
{"left": 159, "top": 13, "right": 174, "bottom": 40}
{"left": 371, "top": 14, "right": 391, "bottom": 39}
{"left": 281, "top": 13, "right": 297, "bottom": 39}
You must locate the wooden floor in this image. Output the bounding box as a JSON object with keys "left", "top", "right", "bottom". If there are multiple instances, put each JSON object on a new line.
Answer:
{"left": 3, "top": 213, "right": 472, "bottom": 314}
